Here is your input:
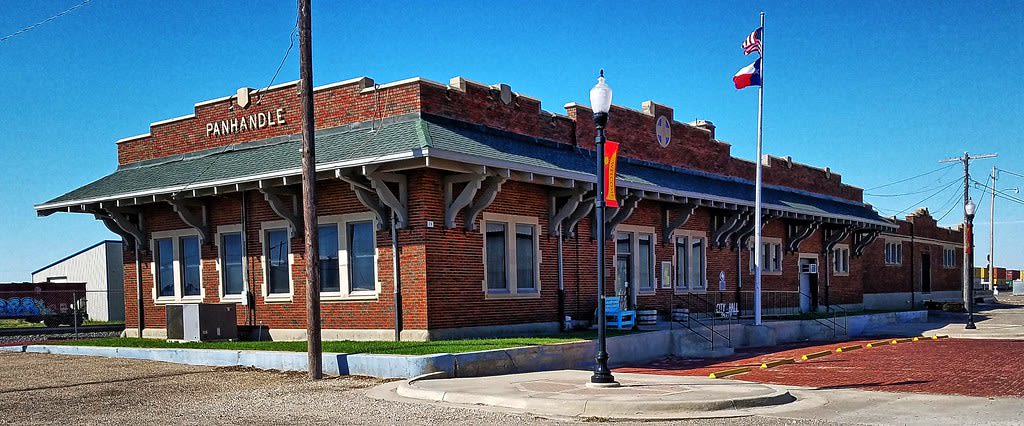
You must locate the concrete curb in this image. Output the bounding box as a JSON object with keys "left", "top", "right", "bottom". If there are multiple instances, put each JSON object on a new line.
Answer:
{"left": 396, "top": 376, "right": 795, "bottom": 418}
{"left": 5, "top": 310, "right": 931, "bottom": 379}
{"left": 15, "top": 344, "right": 452, "bottom": 379}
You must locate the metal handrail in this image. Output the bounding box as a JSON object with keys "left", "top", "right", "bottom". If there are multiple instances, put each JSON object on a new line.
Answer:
{"left": 795, "top": 289, "right": 849, "bottom": 338}
{"left": 671, "top": 290, "right": 733, "bottom": 350}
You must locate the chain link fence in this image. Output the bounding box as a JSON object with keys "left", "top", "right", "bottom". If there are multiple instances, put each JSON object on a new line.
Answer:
{"left": 0, "top": 287, "right": 125, "bottom": 336}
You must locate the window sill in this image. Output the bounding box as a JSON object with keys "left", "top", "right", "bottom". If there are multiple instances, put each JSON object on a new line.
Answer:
{"left": 485, "top": 290, "right": 541, "bottom": 300}
{"left": 263, "top": 295, "right": 293, "bottom": 303}
{"left": 321, "top": 293, "right": 378, "bottom": 302}
{"left": 154, "top": 297, "right": 204, "bottom": 305}
{"left": 833, "top": 272, "right": 850, "bottom": 277}
{"left": 638, "top": 289, "right": 658, "bottom": 295}
{"left": 674, "top": 288, "right": 707, "bottom": 295}
{"left": 885, "top": 264, "right": 903, "bottom": 267}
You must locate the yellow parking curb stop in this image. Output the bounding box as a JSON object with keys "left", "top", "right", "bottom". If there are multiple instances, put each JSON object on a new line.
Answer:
{"left": 709, "top": 366, "right": 752, "bottom": 379}
{"left": 760, "top": 359, "right": 795, "bottom": 369}
{"left": 866, "top": 340, "right": 889, "bottom": 348}
{"left": 836, "top": 345, "right": 862, "bottom": 353}
{"left": 802, "top": 350, "right": 832, "bottom": 360}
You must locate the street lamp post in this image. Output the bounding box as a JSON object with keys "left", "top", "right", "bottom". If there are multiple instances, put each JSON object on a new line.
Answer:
{"left": 589, "top": 70, "right": 617, "bottom": 385}
{"left": 965, "top": 198, "right": 977, "bottom": 330}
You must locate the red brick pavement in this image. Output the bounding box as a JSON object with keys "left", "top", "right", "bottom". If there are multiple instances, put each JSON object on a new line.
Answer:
{"left": 617, "top": 338, "right": 1024, "bottom": 398}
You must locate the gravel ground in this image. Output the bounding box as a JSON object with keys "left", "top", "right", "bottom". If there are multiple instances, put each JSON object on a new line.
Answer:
{"left": 0, "top": 352, "right": 846, "bottom": 425}
{"left": 0, "top": 331, "right": 119, "bottom": 345}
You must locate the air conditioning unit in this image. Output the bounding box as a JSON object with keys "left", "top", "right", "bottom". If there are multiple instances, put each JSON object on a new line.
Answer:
{"left": 166, "top": 304, "right": 238, "bottom": 342}
{"left": 800, "top": 264, "right": 818, "bottom": 274}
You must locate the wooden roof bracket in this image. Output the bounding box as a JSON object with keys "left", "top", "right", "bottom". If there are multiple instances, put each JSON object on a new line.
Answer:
{"left": 600, "top": 191, "right": 642, "bottom": 240}
{"left": 463, "top": 173, "right": 508, "bottom": 231}
{"left": 339, "top": 171, "right": 390, "bottom": 230}
{"left": 365, "top": 166, "right": 408, "bottom": 229}
{"left": 549, "top": 184, "right": 590, "bottom": 236}
{"left": 166, "top": 197, "right": 210, "bottom": 244}
{"left": 443, "top": 172, "right": 485, "bottom": 229}
{"left": 259, "top": 186, "right": 302, "bottom": 237}
{"left": 712, "top": 211, "right": 745, "bottom": 248}
{"left": 564, "top": 195, "right": 595, "bottom": 238}
{"left": 852, "top": 229, "right": 881, "bottom": 257}
{"left": 786, "top": 220, "right": 820, "bottom": 253}
{"left": 823, "top": 225, "right": 853, "bottom": 253}
{"left": 663, "top": 202, "right": 698, "bottom": 243}
{"left": 735, "top": 211, "right": 775, "bottom": 249}
{"left": 97, "top": 205, "right": 146, "bottom": 249}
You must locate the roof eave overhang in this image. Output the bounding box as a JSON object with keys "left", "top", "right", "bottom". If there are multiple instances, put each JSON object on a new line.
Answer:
{"left": 37, "top": 146, "right": 897, "bottom": 232}
{"left": 34, "top": 149, "right": 428, "bottom": 216}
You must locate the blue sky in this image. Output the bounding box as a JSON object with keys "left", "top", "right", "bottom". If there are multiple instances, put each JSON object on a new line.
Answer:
{"left": 1, "top": 1, "right": 1022, "bottom": 280}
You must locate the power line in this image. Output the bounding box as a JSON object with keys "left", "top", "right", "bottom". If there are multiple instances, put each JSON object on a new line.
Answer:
{"left": 179, "top": 11, "right": 300, "bottom": 194}
{"left": 891, "top": 178, "right": 962, "bottom": 217}
{"left": 865, "top": 163, "right": 956, "bottom": 191}
{"left": 935, "top": 184, "right": 968, "bottom": 222}
{"left": 0, "top": 0, "right": 93, "bottom": 43}
{"left": 972, "top": 179, "right": 1024, "bottom": 205}
{"left": 996, "top": 167, "right": 1024, "bottom": 181}
{"left": 865, "top": 177, "right": 962, "bottom": 197}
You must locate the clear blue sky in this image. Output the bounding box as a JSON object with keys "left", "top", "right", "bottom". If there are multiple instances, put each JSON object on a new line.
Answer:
{"left": 1, "top": 1, "right": 1022, "bottom": 280}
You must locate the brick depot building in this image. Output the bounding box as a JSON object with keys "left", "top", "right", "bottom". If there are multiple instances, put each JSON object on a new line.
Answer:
{"left": 37, "top": 75, "right": 964, "bottom": 340}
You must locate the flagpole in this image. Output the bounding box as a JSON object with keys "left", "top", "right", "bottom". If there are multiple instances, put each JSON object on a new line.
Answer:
{"left": 754, "top": 11, "right": 765, "bottom": 326}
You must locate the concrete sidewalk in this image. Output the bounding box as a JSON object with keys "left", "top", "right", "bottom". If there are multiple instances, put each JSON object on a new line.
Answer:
{"left": 386, "top": 370, "right": 795, "bottom": 420}
{"left": 858, "top": 299, "right": 1024, "bottom": 340}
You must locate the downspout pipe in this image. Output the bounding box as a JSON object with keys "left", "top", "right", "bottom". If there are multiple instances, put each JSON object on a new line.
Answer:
{"left": 557, "top": 225, "right": 565, "bottom": 331}
{"left": 392, "top": 210, "right": 403, "bottom": 341}
{"left": 134, "top": 242, "right": 143, "bottom": 338}
{"left": 910, "top": 221, "right": 916, "bottom": 310}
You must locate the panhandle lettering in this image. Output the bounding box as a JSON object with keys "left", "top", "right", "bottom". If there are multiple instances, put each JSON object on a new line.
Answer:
{"left": 206, "top": 108, "right": 286, "bottom": 137}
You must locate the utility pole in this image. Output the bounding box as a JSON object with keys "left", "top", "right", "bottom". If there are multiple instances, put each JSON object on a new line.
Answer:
{"left": 298, "top": 0, "right": 322, "bottom": 380}
{"left": 939, "top": 152, "right": 996, "bottom": 316}
{"left": 989, "top": 166, "right": 996, "bottom": 290}
{"left": 983, "top": 167, "right": 1020, "bottom": 291}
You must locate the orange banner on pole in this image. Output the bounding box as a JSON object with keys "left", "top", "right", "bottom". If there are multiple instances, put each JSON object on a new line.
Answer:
{"left": 604, "top": 140, "right": 620, "bottom": 208}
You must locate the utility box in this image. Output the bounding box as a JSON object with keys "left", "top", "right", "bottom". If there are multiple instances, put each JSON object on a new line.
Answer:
{"left": 165, "top": 304, "right": 237, "bottom": 342}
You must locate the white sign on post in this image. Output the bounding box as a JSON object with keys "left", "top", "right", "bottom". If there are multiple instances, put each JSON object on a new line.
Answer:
{"left": 719, "top": 271, "right": 726, "bottom": 291}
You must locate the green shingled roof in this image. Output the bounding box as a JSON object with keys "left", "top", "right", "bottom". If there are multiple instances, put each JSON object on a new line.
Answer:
{"left": 40, "top": 118, "right": 426, "bottom": 207}
{"left": 38, "top": 114, "right": 892, "bottom": 229}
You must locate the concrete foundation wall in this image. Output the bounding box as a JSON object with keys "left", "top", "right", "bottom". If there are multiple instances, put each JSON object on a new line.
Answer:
{"left": 863, "top": 291, "right": 961, "bottom": 310}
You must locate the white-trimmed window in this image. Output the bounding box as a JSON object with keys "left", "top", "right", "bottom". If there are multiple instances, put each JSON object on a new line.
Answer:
{"left": 943, "top": 247, "right": 957, "bottom": 269}
{"left": 317, "top": 213, "right": 379, "bottom": 299}
{"left": 215, "top": 225, "right": 245, "bottom": 301}
{"left": 749, "top": 237, "right": 783, "bottom": 275}
{"left": 482, "top": 213, "right": 540, "bottom": 297}
{"left": 674, "top": 231, "right": 707, "bottom": 291}
{"left": 833, "top": 244, "right": 850, "bottom": 276}
{"left": 884, "top": 241, "right": 903, "bottom": 265}
{"left": 150, "top": 229, "right": 205, "bottom": 303}
{"left": 260, "top": 221, "right": 293, "bottom": 301}
{"left": 615, "top": 226, "right": 657, "bottom": 294}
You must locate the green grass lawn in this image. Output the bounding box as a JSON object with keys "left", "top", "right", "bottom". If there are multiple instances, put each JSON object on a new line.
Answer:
{"left": 82, "top": 319, "right": 126, "bottom": 326}
{"left": 0, "top": 319, "right": 43, "bottom": 329}
{"left": 52, "top": 329, "right": 637, "bottom": 355}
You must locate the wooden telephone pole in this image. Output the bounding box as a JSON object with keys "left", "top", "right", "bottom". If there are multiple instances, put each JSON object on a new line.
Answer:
{"left": 298, "top": 0, "right": 323, "bottom": 380}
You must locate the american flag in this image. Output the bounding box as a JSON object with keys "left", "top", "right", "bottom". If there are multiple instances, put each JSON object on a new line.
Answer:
{"left": 742, "top": 27, "right": 762, "bottom": 55}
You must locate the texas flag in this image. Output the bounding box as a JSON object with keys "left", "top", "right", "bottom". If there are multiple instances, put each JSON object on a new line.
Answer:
{"left": 733, "top": 58, "right": 762, "bottom": 90}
